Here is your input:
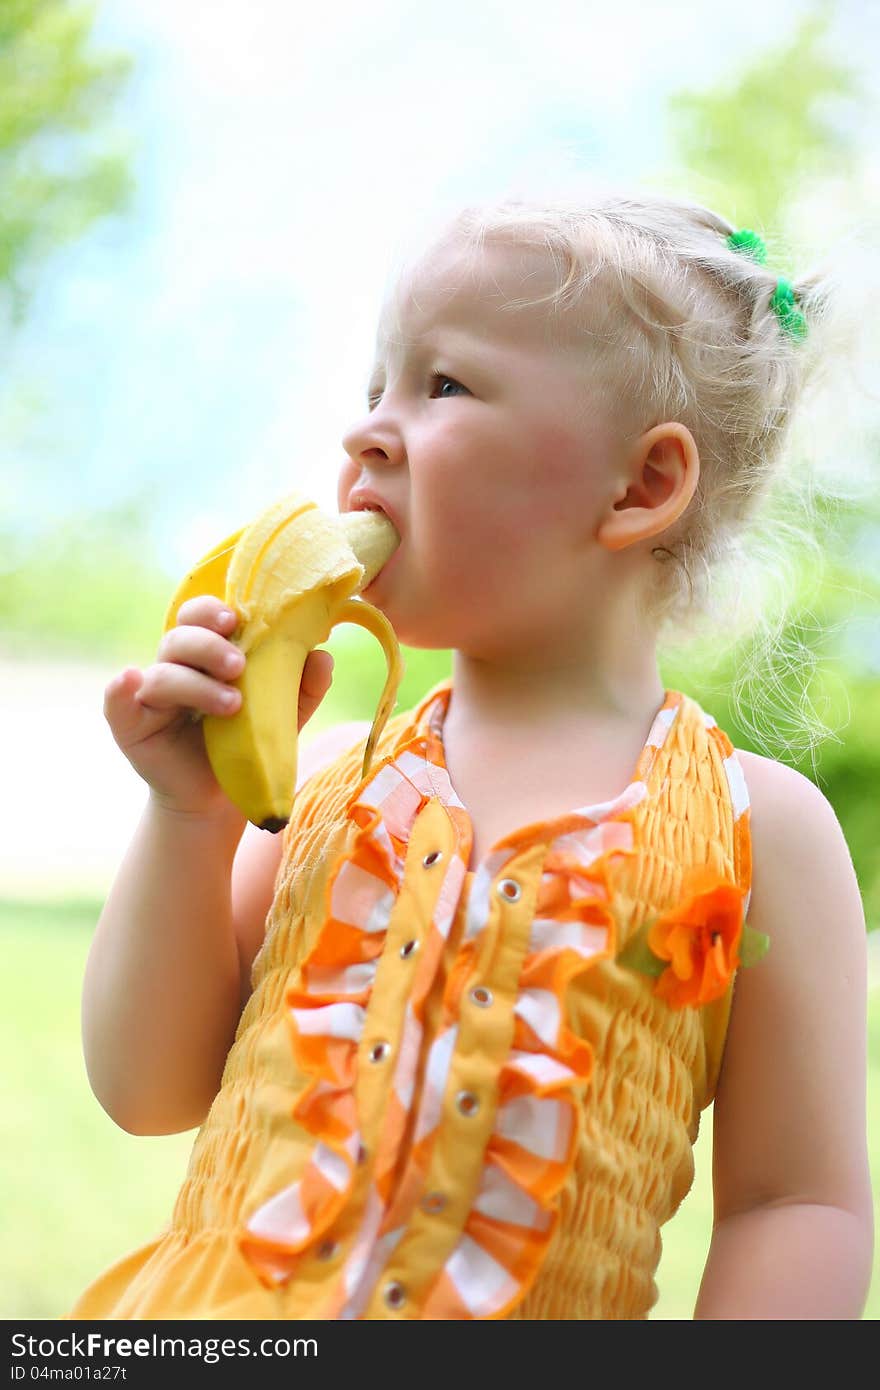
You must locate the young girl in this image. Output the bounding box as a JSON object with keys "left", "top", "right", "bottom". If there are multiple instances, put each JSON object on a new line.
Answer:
{"left": 68, "top": 189, "right": 873, "bottom": 1320}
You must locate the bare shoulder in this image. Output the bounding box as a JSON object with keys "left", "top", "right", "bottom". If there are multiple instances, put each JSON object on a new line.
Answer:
{"left": 231, "top": 719, "right": 372, "bottom": 1006}
{"left": 734, "top": 742, "right": 855, "bottom": 862}
{"left": 711, "top": 743, "right": 871, "bottom": 1221}
{"left": 732, "top": 743, "right": 864, "bottom": 955}
{"left": 733, "top": 743, "right": 814, "bottom": 803}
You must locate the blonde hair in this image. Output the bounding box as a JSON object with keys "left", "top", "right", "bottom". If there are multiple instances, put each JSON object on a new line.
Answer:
{"left": 380, "top": 183, "right": 871, "bottom": 770}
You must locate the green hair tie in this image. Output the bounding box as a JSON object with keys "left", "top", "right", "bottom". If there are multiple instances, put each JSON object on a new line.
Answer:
{"left": 726, "top": 228, "right": 768, "bottom": 264}
{"left": 726, "top": 228, "right": 807, "bottom": 342}
{"left": 768, "top": 277, "right": 808, "bottom": 341}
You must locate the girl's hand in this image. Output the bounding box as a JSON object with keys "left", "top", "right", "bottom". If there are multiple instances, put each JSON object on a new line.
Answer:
{"left": 103, "top": 596, "right": 334, "bottom": 821}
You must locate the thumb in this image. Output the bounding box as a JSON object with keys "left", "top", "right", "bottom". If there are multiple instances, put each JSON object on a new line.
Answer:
{"left": 301, "top": 647, "right": 334, "bottom": 693}
{"left": 310, "top": 650, "right": 335, "bottom": 683}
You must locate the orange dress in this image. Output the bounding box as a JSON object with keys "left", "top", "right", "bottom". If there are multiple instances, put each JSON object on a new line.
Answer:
{"left": 68, "top": 677, "right": 752, "bottom": 1320}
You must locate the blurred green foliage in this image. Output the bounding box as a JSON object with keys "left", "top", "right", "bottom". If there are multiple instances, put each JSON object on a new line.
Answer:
{"left": 0, "top": 0, "right": 134, "bottom": 324}
{"left": 658, "top": 1, "right": 880, "bottom": 926}
{"left": 668, "top": 1, "right": 862, "bottom": 231}
{"left": 0, "top": 498, "right": 172, "bottom": 664}
{"left": 0, "top": 2, "right": 134, "bottom": 589}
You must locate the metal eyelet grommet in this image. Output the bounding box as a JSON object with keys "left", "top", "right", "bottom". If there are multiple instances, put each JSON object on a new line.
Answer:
{"left": 469, "top": 985, "right": 493, "bottom": 1008}
{"left": 422, "top": 850, "right": 443, "bottom": 867}
{"left": 400, "top": 938, "right": 419, "bottom": 959}
{"left": 421, "top": 1191, "right": 447, "bottom": 1214}
{"left": 316, "top": 1238, "right": 338, "bottom": 1260}
{"left": 384, "top": 1280, "right": 406, "bottom": 1310}
{"left": 456, "top": 1090, "right": 480, "bottom": 1117}
{"left": 497, "top": 878, "right": 522, "bottom": 902}
{"left": 369, "top": 1041, "right": 391, "bottom": 1063}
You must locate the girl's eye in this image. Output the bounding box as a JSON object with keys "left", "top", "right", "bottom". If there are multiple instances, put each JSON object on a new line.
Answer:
{"left": 366, "top": 372, "right": 468, "bottom": 411}
{"left": 429, "top": 372, "right": 468, "bottom": 399}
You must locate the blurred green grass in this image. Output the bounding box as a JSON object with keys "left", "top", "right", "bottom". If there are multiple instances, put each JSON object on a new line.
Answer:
{"left": 2, "top": 897, "right": 877, "bottom": 1321}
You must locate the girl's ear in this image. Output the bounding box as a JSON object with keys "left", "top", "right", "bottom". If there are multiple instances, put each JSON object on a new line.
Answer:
{"left": 596, "top": 422, "right": 700, "bottom": 552}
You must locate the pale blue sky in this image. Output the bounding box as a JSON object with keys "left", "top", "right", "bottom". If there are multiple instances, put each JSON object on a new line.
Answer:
{"left": 3, "top": 0, "right": 878, "bottom": 577}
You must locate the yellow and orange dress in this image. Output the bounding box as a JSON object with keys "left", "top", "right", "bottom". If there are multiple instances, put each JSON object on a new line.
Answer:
{"left": 69, "top": 677, "right": 752, "bottom": 1320}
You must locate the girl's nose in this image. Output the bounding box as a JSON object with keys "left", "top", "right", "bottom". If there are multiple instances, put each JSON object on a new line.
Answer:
{"left": 341, "top": 403, "right": 405, "bottom": 469}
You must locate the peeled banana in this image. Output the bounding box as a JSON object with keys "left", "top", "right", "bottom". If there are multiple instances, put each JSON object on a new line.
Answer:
{"left": 163, "top": 493, "right": 403, "bottom": 831}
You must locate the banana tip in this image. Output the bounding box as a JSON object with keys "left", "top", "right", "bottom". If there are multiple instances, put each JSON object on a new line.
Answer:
{"left": 259, "top": 816, "right": 289, "bottom": 834}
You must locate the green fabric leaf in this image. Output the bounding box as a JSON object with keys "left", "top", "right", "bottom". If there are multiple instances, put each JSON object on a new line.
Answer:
{"left": 616, "top": 918, "right": 666, "bottom": 978}
{"left": 739, "top": 922, "right": 771, "bottom": 967}
{"left": 617, "top": 915, "right": 770, "bottom": 980}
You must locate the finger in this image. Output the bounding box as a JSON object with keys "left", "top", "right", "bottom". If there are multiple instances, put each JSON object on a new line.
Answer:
{"left": 174, "top": 596, "right": 240, "bottom": 633}
{"left": 135, "top": 663, "right": 243, "bottom": 719}
{"left": 103, "top": 667, "right": 144, "bottom": 720}
{"left": 104, "top": 666, "right": 179, "bottom": 746}
{"left": 300, "top": 648, "right": 334, "bottom": 701}
{"left": 157, "top": 623, "right": 246, "bottom": 682}
{"left": 297, "top": 650, "right": 334, "bottom": 727}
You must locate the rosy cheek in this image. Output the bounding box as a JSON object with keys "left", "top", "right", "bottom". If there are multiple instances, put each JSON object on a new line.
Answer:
{"left": 516, "top": 441, "right": 602, "bottom": 531}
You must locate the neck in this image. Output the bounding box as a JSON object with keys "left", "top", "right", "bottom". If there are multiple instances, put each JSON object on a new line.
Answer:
{"left": 446, "top": 611, "right": 666, "bottom": 737}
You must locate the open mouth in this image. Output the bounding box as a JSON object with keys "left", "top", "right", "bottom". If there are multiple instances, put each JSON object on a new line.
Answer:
{"left": 350, "top": 497, "right": 399, "bottom": 535}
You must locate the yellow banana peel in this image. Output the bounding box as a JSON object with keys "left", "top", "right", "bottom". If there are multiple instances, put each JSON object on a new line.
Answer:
{"left": 163, "top": 493, "right": 403, "bottom": 831}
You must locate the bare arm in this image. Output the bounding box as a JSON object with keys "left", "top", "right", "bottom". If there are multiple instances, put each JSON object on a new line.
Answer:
{"left": 694, "top": 756, "right": 874, "bottom": 1319}
{"left": 81, "top": 798, "right": 247, "bottom": 1137}
{"left": 695, "top": 1202, "right": 872, "bottom": 1319}
{"left": 80, "top": 593, "right": 342, "bottom": 1137}
{"left": 82, "top": 713, "right": 370, "bottom": 1137}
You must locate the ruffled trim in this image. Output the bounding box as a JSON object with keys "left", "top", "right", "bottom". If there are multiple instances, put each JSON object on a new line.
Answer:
{"left": 239, "top": 775, "right": 409, "bottom": 1286}
{"left": 238, "top": 676, "right": 666, "bottom": 1314}
{"left": 419, "top": 819, "right": 638, "bottom": 1319}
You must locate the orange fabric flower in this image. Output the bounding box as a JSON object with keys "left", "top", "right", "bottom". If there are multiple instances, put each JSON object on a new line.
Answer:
{"left": 646, "top": 866, "right": 745, "bottom": 1009}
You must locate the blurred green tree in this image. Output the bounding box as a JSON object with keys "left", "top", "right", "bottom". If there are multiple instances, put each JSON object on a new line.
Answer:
{"left": 0, "top": 0, "right": 134, "bottom": 325}
{"left": 0, "top": 0, "right": 142, "bottom": 661}
{"left": 667, "top": 1, "right": 861, "bottom": 231}
{"left": 658, "top": 0, "right": 880, "bottom": 925}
